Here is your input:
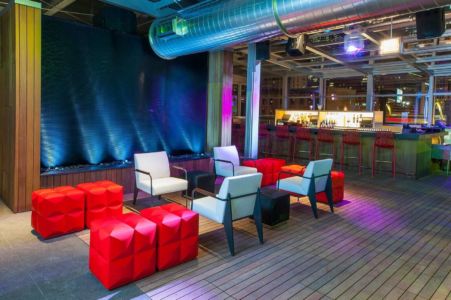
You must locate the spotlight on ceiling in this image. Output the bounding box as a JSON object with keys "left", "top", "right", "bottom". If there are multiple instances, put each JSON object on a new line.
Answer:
{"left": 380, "top": 37, "right": 401, "bottom": 55}
{"left": 344, "top": 30, "right": 364, "bottom": 54}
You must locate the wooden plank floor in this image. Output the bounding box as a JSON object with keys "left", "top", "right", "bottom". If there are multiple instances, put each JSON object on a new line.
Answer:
{"left": 79, "top": 173, "right": 450, "bottom": 299}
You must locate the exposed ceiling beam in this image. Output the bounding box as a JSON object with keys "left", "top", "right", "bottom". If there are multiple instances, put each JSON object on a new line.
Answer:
{"left": 45, "top": 0, "right": 77, "bottom": 16}
{"left": 305, "top": 45, "right": 366, "bottom": 75}
{"left": 362, "top": 31, "right": 433, "bottom": 75}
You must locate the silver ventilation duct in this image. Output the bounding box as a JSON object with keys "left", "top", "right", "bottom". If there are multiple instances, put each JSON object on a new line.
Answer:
{"left": 149, "top": 0, "right": 449, "bottom": 59}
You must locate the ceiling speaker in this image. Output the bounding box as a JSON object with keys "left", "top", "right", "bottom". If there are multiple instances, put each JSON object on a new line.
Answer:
{"left": 286, "top": 35, "right": 306, "bottom": 56}
{"left": 416, "top": 8, "right": 445, "bottom": 39}
{"left": 256, "top": 41, "right": 270, "bottom": 60}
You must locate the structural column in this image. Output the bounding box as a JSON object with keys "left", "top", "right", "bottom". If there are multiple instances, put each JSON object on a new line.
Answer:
{"left": 244, "top": 43, "right": 261, "bottom": 159}
{"left": 366, "top": 74, "right": 374, "bottom": 112}
{"left": 318, "top": 78, "right": 326, "bottom": 110}
{"left": 282, "top": 75, "right": 288, "bottom": 109}
{"left": 426, "top": 75, "right": 435, "bottom": 125}
{"left": 237, "top": 84, "right": 243, "bottom": 116}
{"left": 0, "top": 0, "right": 41, "bottom": 212}
{"left": 206, "top": 50, "right": 234, "bottom": 151}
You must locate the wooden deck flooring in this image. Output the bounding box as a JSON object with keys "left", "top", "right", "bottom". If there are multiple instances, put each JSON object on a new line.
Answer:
{"left": 110, "top": 173, "right": 451, "bottom": 300}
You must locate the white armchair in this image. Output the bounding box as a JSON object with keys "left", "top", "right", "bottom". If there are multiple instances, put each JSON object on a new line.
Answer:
{"left": 191, "top": 173, "right": 263, "bottom": 256}
{"left": 133, "top": 151, "right": 188, "bottom": 205}
{"left": 277, "top": 159, "right": 334, "bottom": 219}
{"left": 213, "top": 145, "right": 257, "bottom": 177}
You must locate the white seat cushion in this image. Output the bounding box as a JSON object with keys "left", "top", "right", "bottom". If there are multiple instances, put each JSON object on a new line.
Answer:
{"left": 192, "top": 196, "right": 225, "bottom": 223}
{"left": 218, "top": 165, "right": 257, "bottom": 177}
{"left": 278, "top": 176, "right": 309, "bottom": 196}
{"left": 137, "top": 177, "right": 187, "bottom": 196}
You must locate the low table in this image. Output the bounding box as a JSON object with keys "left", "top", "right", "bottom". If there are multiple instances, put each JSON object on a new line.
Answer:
{"left": 258, "top": 187, "right": 290, "bottom": 226}
{"left": 186, "top": 170, "right": 215, "bottom": 198}
{"left": 431, "top": 144, "right": 451, "bottom": 175}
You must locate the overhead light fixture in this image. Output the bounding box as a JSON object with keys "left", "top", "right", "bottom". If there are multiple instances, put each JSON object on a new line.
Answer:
{"left": 380, "top": 17, "right": 400, "bottom": 55}
{"left": 344, "top": 28, "right": 364, "bottom": 54}
{"left": 380, "top": 37, "right": 401, "bottom": 55}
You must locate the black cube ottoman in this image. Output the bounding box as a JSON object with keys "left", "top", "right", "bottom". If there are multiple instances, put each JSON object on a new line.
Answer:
{"left": 187, "top": 170, "right": 215, "bottom": 198}
{"left": 259, "top": 187, "right": 290, "bottom": 226}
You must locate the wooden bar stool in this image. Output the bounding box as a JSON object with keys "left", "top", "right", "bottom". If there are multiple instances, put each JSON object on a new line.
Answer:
{"left": 258, "top": 124, "right": 271, "bottom": 157}
{"left": 232, "top": 124, "right": 245, "bottom": 155}
{"left": 292, "top": 127, "right": 314, "bottom": 162}
{"left": 272, "top": 125, "right": 292, "bottom": 159}
{"left": 316, "top": 128, "right": 335, "bottom": 161}
{"left": 372, "top": 131, "right": 396, "bottom": 177}
{"left": 341, "top": 130, "right": 362, "bottom": 174}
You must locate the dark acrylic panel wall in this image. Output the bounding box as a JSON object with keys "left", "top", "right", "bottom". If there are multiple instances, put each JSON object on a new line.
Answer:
{"left": 41, "top": 16, "right": 207, "bottom": 169}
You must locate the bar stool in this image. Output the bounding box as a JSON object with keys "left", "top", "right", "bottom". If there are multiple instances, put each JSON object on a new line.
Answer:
{"left": 372, "top": 131, "right": 396, "bottom": 177}
{"left": 341, "top": 130, "right": 362, "bottom": 175}
{"left": 272, "top": 125, "right": 292, "bottom": 159}
{"left": 258, "top": 124, "right": 271, "bottom": 157}
{"left": 292, "top": 127, "right": 314, "bottom": 162}
{"left": 316, "top": 128, "right": 335, "bottom": 161}
{"left": 232, "top": 124, "right": 245, "bottom": 155}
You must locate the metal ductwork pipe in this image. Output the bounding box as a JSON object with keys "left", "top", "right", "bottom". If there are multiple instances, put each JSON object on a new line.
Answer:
{"left": 149, "top": 0, "right": 449, "bottom": 59}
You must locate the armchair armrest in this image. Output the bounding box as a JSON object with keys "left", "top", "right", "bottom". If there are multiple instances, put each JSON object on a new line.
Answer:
{"left": 135, "top": 169, "right": 153, "bottom": 194}
{"left": 277, "top": 170, "right": 310, "bottom": 189}
{"left": 212, "top": 158, "right": 235, "bottom": 176}
{"left": 191, "top": 187, "right": 220, "bottom": 200}
{"left": 171, "top": 165, "right": 188, "bottom": 180}
{"left": 135, "top": 169, "right": 152, "bottom": 178}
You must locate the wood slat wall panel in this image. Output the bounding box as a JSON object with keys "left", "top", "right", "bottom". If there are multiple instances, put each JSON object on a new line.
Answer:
{"left": 41, "top": 158, "right": 212, "bottom": 195}
{"left": 0, "top": 8, "right": 16, "bottom": 211}
{"left": 0, "top": 2, "right": 41, "bottom": 213}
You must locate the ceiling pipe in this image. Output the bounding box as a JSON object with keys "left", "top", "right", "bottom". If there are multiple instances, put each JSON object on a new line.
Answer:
{"left": 148, "top": 0, "right": 449, "bottom": 59}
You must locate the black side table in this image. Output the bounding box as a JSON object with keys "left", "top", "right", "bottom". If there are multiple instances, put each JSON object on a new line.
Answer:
{"left": 259, "top": 187, "right": 290, "bottom": 226}
{"left": 187, "top": 170, "right": 216, "bottom": 198}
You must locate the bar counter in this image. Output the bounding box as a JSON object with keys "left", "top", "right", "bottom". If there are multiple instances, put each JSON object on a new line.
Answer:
{"left": 267, "top": 126, "right": 446, "bottom": 179}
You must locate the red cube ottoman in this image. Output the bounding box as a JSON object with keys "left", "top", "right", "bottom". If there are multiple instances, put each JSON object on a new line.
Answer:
{"left": 140, "top": 207, "right": 181, "bottom": 270}
{"left": 316, "top": 171, "right": 345, "bottom": 204}
{"left": 141, "top": 204, "right": 199, "bottom": 270}
{"left": 242, "top": 158, "right": 286, "bottom": 186}
{"left": 89, "top": 218, "right": 134, "bottom": 290}
{"left": 31, "top": 186, "right": 85, "bottom": 239}
{"left": 119, "top": 213, "right": 157, "bottom": 280}
{"left": 77, "top": 180, "right": 123, "bottom": 228}
{"left": 89, "top": 213, "right": 157, "bottom": 290}
{"left": 160, "top": 203, "right": 199, "bottom": 263}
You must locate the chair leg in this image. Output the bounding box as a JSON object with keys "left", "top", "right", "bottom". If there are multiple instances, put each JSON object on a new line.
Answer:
{"left": 223, "top": 218, "right": 235, "bottom": 256}
{"left": 326, "top": 175, "right": 334, "bottom": 213}
{"left": 392, "top": 147, "right": 396, "bottom": 178}
{"left": 308, "top": 194, "right": 319, "bottom": 219}
{"left": 358, "top": 143, "right": 362, "bottom": 175}
{"left": 254, "top": 192, "right": 264, "bottom": 244}
{"left": 332, "top": 142, "right": 336, "bottom": 164}
{"left": 133, "top": 184, "right": 138, "bottom": 205}
{"left": 309, "top": 140, "right": 313, "bottom": 161}
{"left": 341, "top": 142, "right": 344, "bottom": 171}
{"left": 315, "top": 141, "right": 320, "bottom": 160}
{"left": 372, "top": 146, "right": 376, "bottom": 177}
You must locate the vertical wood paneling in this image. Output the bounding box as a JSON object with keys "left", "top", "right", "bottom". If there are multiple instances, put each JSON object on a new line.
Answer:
{"left": 0, "top": 2, "right": 41, "bottom": 212}
{"left": 33, "top": 8, "right": 41, "bottom": 207}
